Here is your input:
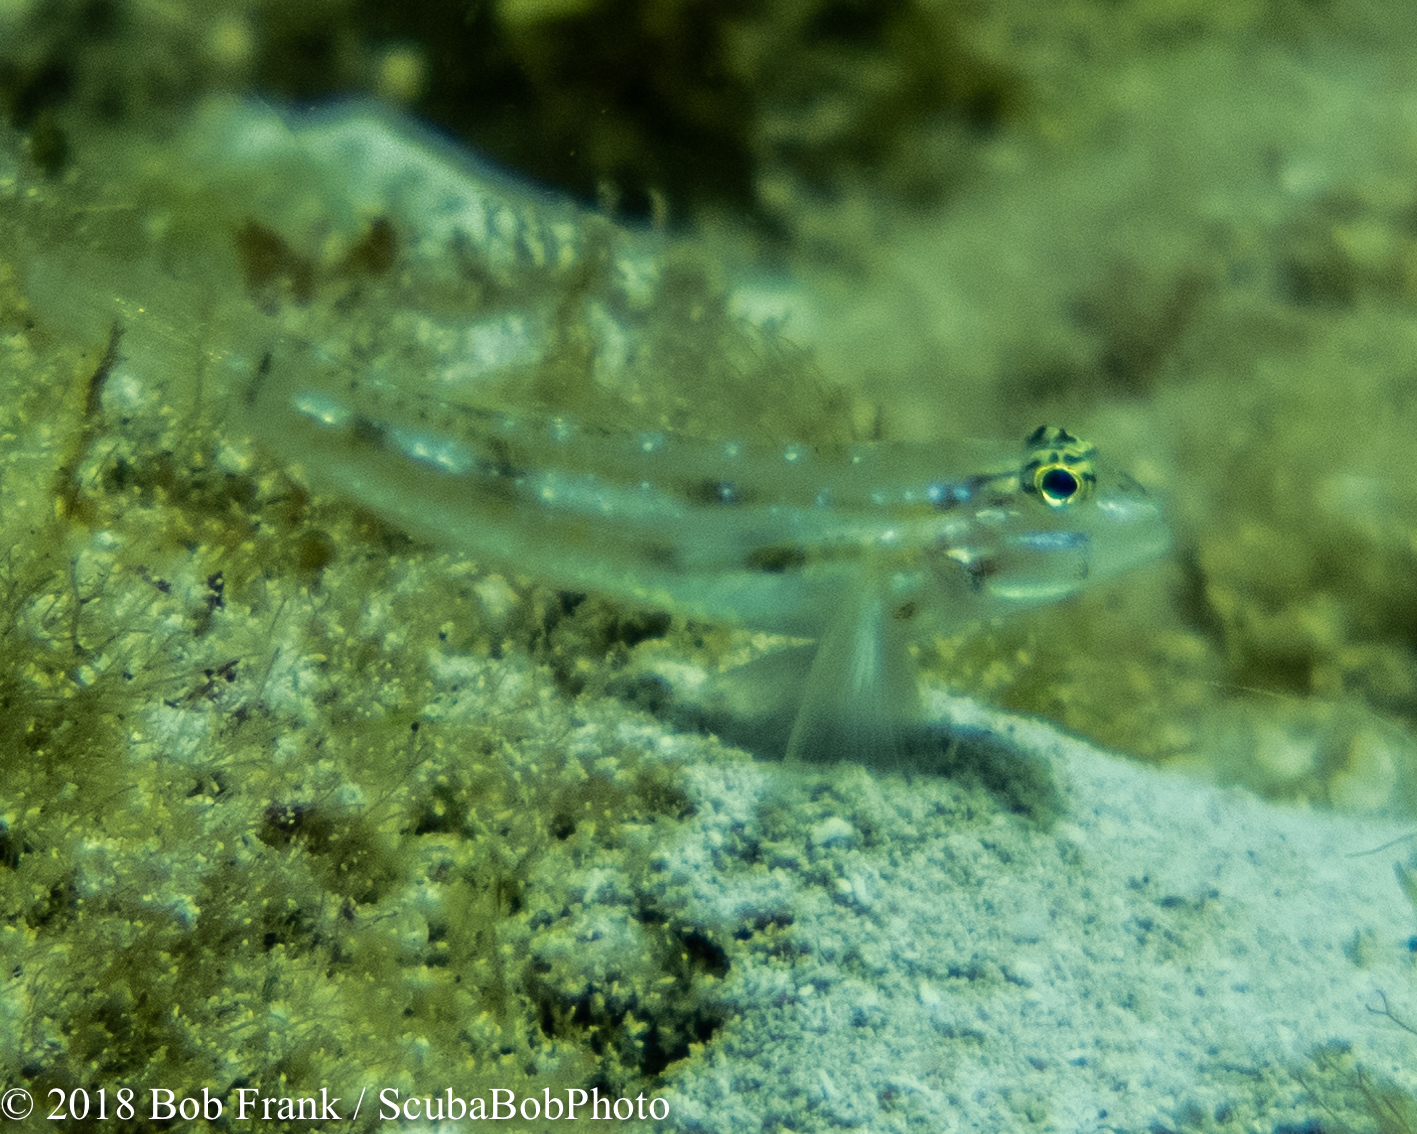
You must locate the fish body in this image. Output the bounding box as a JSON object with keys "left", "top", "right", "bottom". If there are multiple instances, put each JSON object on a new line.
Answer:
{"left": 239, "top": 346, "right": 1170, "bottom": 763}
{"left": 242, "top": 360, "right": 1166, "bottom": 634}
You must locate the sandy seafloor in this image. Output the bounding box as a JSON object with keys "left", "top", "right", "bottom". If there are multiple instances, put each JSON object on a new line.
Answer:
{"left": 645, "top": 696, "right": 1417, "bottom": 1131}
{"left": 7, "top": 1, "right": 1417, "bottom": 1132}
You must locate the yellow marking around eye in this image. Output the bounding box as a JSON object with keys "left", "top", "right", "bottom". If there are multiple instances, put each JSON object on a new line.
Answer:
{"left": 1021, "top": 425, "right": 1097, "bottom": 508}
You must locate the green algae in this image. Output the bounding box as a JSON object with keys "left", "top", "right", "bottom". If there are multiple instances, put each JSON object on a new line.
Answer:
{"left": 0, "top": 130, "right": 736, "bottom": 1127}
{"left": 0, "top": 322, "right": 724, "bottom": 1127}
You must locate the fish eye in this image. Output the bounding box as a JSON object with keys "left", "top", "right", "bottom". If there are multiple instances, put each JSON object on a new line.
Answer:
{"left": 1037, "top": 465, "right": 1080, "bottom": 506}
{"left": 1021, "top": 425, "right": 1097, "bottom": 509}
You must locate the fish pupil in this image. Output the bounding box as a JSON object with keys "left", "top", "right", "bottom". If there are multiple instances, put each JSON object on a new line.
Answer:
{"left": 1040, "top": 466, "right": 1079, "bottom": 504}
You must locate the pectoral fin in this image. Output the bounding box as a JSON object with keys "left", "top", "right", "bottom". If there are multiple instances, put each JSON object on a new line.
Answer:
{"left": 785, "top": 573, "right": 921, "bottom": 767}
